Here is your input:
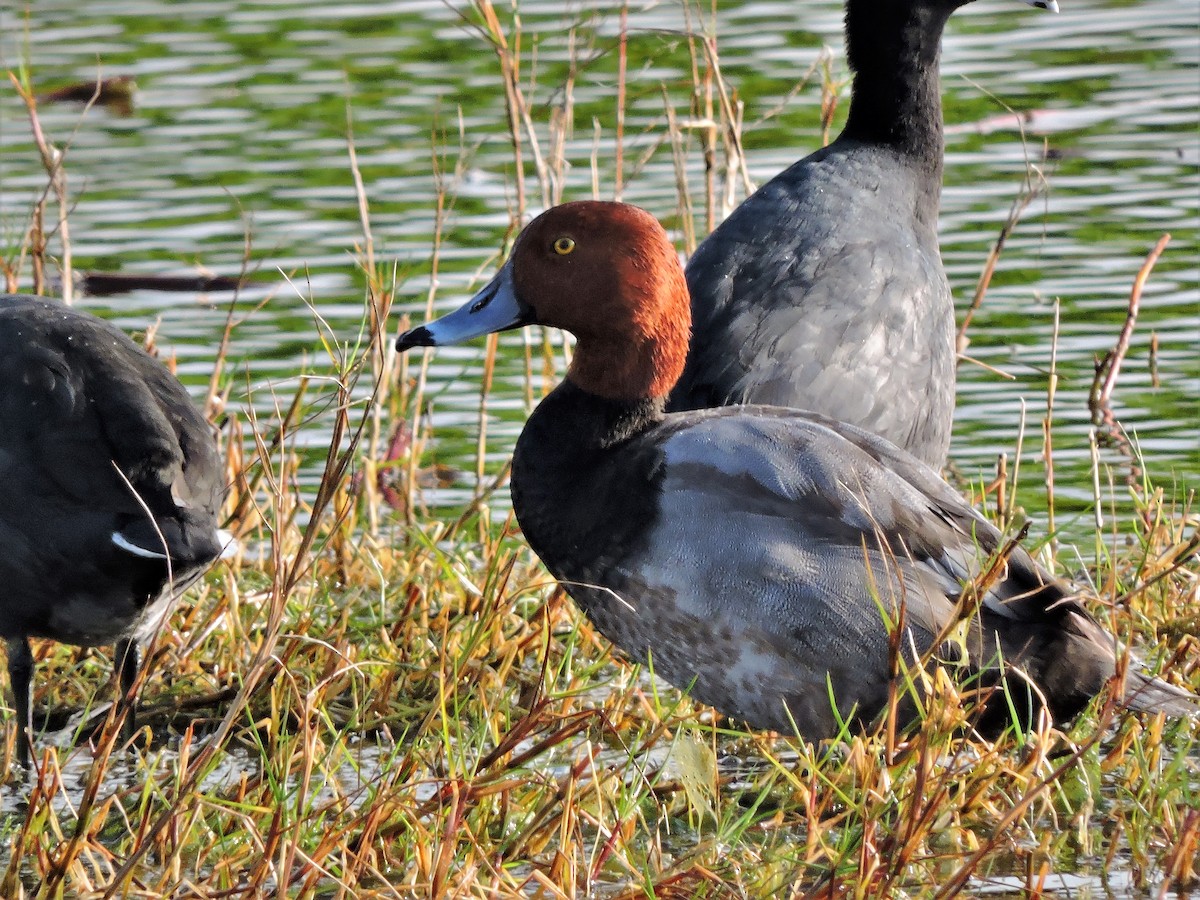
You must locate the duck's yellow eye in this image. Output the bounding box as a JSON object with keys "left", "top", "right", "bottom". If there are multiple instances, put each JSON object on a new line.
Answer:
{"left": 553, "top": 237, "right": 576, "bottom": 256}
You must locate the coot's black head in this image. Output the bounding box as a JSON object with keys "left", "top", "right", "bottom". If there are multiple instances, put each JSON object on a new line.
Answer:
{"left": 844, "top": 0, "right": 1057, "bottom": 73}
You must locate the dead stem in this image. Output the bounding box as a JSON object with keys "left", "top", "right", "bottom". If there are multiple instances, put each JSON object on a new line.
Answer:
{"left": 6, "top": 70, "right": 112, "bottom": 303}
{"left": 663, "top": 90, "right": 697, "bottom": 255}
{"left": 1089, "top": 233, "right": 1172, "bottom": 428}
{"left": 681, "top": 3, "right": 718, "bottom": 235}
{"left": 1042, "top": 300, "right": 1060, "bottom": 544}
{"left": 697, "top": 34, "right": 752, "bottom": 218}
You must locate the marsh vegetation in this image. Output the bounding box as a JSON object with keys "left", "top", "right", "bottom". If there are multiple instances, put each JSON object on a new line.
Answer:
{"left": 0, "top": 1, "right": 1196, "bottom": 896}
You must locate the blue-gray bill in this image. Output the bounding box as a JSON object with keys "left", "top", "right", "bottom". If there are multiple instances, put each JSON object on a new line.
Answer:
{"left": 396, "top": 263, "right": 531, "bottom": 351}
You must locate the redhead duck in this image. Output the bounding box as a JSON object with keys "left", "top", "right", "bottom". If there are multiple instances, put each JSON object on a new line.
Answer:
{"left": 0, "top": 294, "right": 228, "bottom": 765}
{"left": 669, "top": 0, "right": 1058, "bottom": 470}
{"left": 398, "top": 201, "right": 1196, "bottom": 739}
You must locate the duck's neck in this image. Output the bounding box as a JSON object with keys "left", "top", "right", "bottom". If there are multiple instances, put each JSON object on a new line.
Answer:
{"left": 511, "top": 381, "right": 666, "bottom": 578}
{"left": 841, "top": 1, "right": 953, "bottom": 175}
{"left": 522, "top": 380, "right": 665, "bottom": 458}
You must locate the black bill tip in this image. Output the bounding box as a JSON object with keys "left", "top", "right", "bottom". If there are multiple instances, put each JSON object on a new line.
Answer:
{"left": 396, "top": 327, "right": 434, "bottom": 352}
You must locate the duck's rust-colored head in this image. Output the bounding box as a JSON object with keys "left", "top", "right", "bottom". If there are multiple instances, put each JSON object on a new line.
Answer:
{"left": 397, "top": 201, "right": 690, "bottom": 402}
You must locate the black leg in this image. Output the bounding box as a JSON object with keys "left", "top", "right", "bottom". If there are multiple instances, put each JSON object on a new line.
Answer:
{"left": 7, "top": 638, "right": 34, "bottom": 768}
{"left": 115, "top": 638, "right": 140, "bottom": 744}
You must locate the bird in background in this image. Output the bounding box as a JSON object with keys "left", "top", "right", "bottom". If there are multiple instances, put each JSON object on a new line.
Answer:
{"left": 670, "top": 0, "right": 1058, "bottom": 470}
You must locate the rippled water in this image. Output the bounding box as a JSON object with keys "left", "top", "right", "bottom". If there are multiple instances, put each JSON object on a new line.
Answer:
{"left": 1, "top": 0, "right": 1196, "bottom": 532}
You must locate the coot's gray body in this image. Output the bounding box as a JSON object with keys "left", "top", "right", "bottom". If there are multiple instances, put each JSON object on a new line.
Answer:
{"left": 671, "top": 0, "right": 1057, "bottom": 468}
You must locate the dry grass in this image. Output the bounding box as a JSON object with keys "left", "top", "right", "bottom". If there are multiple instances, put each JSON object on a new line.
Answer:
{"left": 1, "top": 3, "right": 1197, "bottom": 897}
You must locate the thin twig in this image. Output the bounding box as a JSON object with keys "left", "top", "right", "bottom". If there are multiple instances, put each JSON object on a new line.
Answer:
{"left": 956, "top": 160, "right": 1047, "bottom": 357}
{"left": 1042, "top": 300, "right": 1060, "bottom": 544}
{"left": 1089, "top": 233, "right": 1171, "bottom": 427}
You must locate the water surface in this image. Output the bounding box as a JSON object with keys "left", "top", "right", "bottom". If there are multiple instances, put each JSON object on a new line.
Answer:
{"left": 0, "top": 0, "right": 1196, "bottom": 528}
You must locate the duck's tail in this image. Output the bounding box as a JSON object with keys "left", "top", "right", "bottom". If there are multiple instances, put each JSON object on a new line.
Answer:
{"left": 984, "top": 596, "right": 1199, "bottom": 732}
{"left": 1063, "top": 609, "right": 1200, "bottom": 721}
{"left": 1121, "top": 670, "right": 1200, "bottom": 719}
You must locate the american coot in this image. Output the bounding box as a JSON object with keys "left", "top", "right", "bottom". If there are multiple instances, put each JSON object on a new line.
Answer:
{"left": 398, "top": 201, "right": 1196, "bottom": 739}
{"left": 669, "top": 0, "right": 1058, "bottom": 470}
{"left": 0, "top": 294, "right": 228, "bottom": 766}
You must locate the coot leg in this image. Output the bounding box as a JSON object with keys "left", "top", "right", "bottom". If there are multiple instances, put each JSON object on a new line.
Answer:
{"left": 7, "top": 638, "right": 35, "bottom": 768}
{"left": 115, "top": 638, "right": 139, "bottom": 744}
